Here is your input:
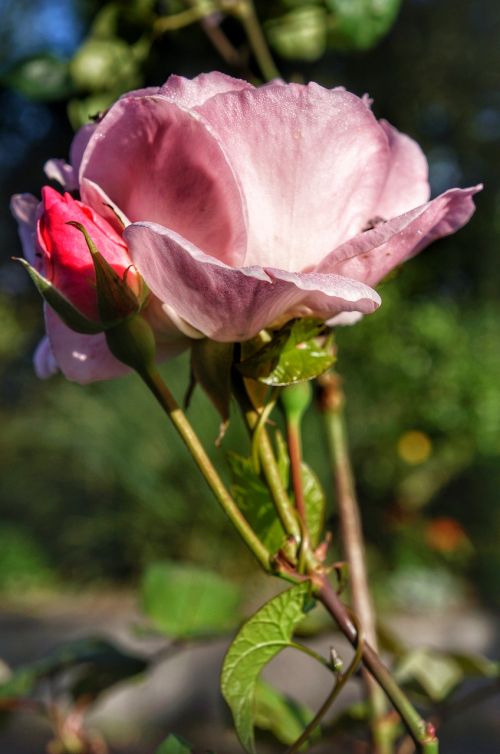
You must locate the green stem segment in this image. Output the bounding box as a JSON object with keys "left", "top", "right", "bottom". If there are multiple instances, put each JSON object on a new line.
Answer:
{"left": 286, "top": 614, "right": 365, "bottom": 754}
{"left": 139, "top": 364, "right": 271, "bottom": 571}
{"left": 315, "top": 576, "right": 439, "bottom": 754}
{"left": 233, "top": 0, "right": 280, "bottom": 81}
{"left": 320, "top": 373, "right": 394, "bottom": 753}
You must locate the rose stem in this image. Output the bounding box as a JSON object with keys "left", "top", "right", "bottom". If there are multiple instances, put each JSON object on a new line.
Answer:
{"left": 318, "top": 372, "right": 395, "bottom": 752}
{"left": 234, "top": 0, "right": 280, "bottom": 81}
{"left": 154, "top": 6, "right": 214, "bottom": 34}
{"left": 138, "top": 365, "right": 271, "bottom": 571}
{"left": 232, "top": 375, "right": 303, "bottom": 544}
{"left": 315, "top": 575, "right": 439, "bottom": 753}
{"left": 286, "top": 613, "right": 365, "bottom": 754}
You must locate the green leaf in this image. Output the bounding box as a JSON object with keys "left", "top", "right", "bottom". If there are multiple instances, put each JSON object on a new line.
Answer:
{"left": 141, "top": 561, "right": 241, "bottom": 638}
{"left": 191, "top": 340, "right": 234, "bottom": 424}
{"left": 301, "top": 462, "right": 326, "bottom": 548}
{"left": 266, "top": 8, "right": 328, "bottom": 62}
{"left": 394, "top": 648, "right": 464, "bottom": 702}
{"left": 14, "top": 258, "right": 102, "bottom": 334}
{"left": 326, "top": 0, "right": 403, "bottom": 51}
{"left": 3, "top": 54, "right": 74, "bottom": 101}
{"left": 0, "top": 638, "right": 147, "bottom": 702}
{"left": 448, "top": 651, "right": 500, "bottom": 678}
{"left": 238, "top": 318, "right": 334, "bottom": 386}
{"left": 227, "top": 452, "right": 285, "bottom": 553}
{"left": 393, "top": 648, "right": 500, "bottom": 705}
{"left": 254, "top": 679, "right": 318, "bottom": 745}
{"left": 221, "top": 582, "right": 314, "bottom": 754}
{"left": 156, "top": 733, "right": 193, "bottom": 754}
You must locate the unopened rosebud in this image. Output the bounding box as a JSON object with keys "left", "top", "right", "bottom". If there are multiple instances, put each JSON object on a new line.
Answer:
{"left": 68, "top": 222, "right": 142, "bottom": 324}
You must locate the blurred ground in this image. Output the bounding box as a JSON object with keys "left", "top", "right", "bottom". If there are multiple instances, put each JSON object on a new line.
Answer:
{"left": 0, "top": 594, "right": 498, "bottom": 753}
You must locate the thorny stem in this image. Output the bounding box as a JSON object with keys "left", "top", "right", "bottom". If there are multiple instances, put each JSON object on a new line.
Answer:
{"left": 319, "top": 372, "right": 395, "bottom": 753}
{"left": 286, "top": 614, "right": 365, "bottom": 754}
{"left": 315, "top": 575, "right": 439, "bottom": 754}
{"left": 138, "top": 365, "right": 271, "bottom": 571}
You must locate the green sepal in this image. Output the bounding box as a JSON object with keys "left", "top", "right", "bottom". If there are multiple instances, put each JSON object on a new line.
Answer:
{"left": 238, "top": 318, "right": 335, "bottom": 386}
{"left": 14, "top": 257, "right": 102, "bottom": 334}
{"left": 221, "top": 582, "right": 314, "bottom": 754}
{"left": 191, "top": 339, "right": 234, "bottom": 426}
{"left": 68, "top": 221, "right": 141, "bottom": 322}
{"left": 105, "top": 314, "right": 157, "bottom": 373}
{"left": 155, "top": 734, "right": 193, "bottom": 754}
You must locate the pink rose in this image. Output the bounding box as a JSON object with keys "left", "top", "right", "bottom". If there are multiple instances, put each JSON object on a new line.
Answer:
{"left": 13, "top": 72, "right": 480, "bottom": 381}
{"left": 11, "top": 187, "right": 187, "bottom": 382}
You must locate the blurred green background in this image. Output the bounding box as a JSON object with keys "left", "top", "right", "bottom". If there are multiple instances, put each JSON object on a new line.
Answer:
{"left": 0, "top": 0, "right": 499, "bottom": 614}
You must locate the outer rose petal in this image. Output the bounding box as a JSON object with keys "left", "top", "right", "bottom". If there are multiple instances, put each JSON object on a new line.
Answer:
{"left": 374, "top": 121, "right": 430, "bottom": 218}
{"left": 45, "top": 307, "right": 129, "bottom": 383}
{"left": 45, "top": 300, "right": 189, "bottom": 384}
{"left": 318, "top": 187, "right": 481, "bottom": 287}
{"left": 80, "top": 95, "right": 247, "bottom": 265}
{"left": 125, "top": 222, "right": 380, "bottom": 342}
{"left": 43, "top": 159, "right": 78, "bottom": 191}
{"left": 70, "top": 123, "right": 97, "bottom": 176}
{"left": 195, "top": 83, "right": 390, "bottom": 270}
{"left": 34, "top": 335, "right": 59, "bottom": 379}
{"left": 80, "top": 178, "right": 130, "bottom": 232}
{"left": 11, "top": 193, "right": 40, "bottom": 266}
{"left": 160, "top": 71, "right": 253, "bottom": 107}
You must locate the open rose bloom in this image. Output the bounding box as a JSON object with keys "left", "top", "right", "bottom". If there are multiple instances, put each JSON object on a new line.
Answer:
{"left": 12, "top": 72, "right": 480, "bottom": 383}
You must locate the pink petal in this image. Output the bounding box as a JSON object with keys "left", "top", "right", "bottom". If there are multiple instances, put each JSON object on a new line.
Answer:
{"left": 80, "top": 178, "right": 130, "bottom": 232}
{"left": 44, "top": 158, "right": 78, "bottom": 191}
{"left": 318, "top": 186, "right": 482, "bottom": 287}
{"left": 159, "top": 72, "right": 253, "bottom": 107}
{"left": 10, "top": 193, "right": 40, "bottom": 266}
{"left": 125, "top": 222, "right": 380, "bottom": 342}
{"left": 70, "top": 123, "right": 96, "bottom": 176}
{"left": 80, "top": 95, "right": 247, "bottom": 265}
{"left": 375, "top": 121, "right": 430, "bottom": 218}
{"left": 45, "top": 304, "right": 189, "bottom": 384}
{"left": 45, "top": 307, "right": 129, "bottom": 384}
{"left": 33, "top": 335, "right": 59, "bottom": 379}
{"left": 195, "top": 83, "right": 391, "bottom": 270}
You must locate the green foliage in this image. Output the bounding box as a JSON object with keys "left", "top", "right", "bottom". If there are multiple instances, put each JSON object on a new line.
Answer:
{"left": 300, "top": 462, "right": 325, "bottom": 548}
{"left": 265, "top": 7, "right": 328, "bottom": 62}
{"left": 0, "top": 638, "right": 147, "bottom": 703}
{"left": 156, "top": 734, "right": 193, "bottom": 754}
{"left": 326, "top": 0, "right": 403, "bottom": 51}
{"left": 140, "top": 560, "right": 242, "bottom": 638}
{"left": 221, "top": 582, "right": 314, "bottom": 753}
{"left": 227, "top": 452, "right": 286, "bottom": 553}
{"left": 254, "top": 679, "right": 318, "bottom": 746}
{"left": 238, "top": 319, "right": 334, "bottom": 386}
{"left": 0, "top": 526, "right": 56, "bottom": 593}
{"left": 395, "top": 647, "right": 500, "bottom": 703}
{"left": 2, "top": 54, "right": 74, "bottom": 101}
